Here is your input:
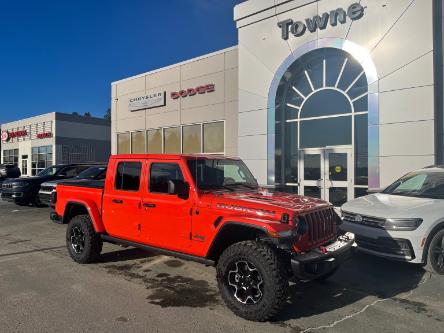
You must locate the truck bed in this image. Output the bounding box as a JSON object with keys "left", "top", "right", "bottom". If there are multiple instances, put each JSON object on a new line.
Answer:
{"left": 58, "top": 180, "right": 105, "bottom": 189}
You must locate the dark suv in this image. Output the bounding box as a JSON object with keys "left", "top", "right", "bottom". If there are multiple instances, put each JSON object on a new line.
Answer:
{"left": 1, "top": 163, "right": 98, "bottom": 206}
{"left": 0, "top": 164, "right": 21, "bottom": 188}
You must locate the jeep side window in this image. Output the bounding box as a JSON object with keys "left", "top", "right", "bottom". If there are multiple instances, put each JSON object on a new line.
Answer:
{"left": 150, "top": 163, "right": 184, "bottom": 194}
{"left": 115, "top": 162, "right": 142, "bottom": 191}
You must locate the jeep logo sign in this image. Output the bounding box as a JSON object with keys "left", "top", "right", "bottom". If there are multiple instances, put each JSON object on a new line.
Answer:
{"left": 277, "top": 3, "right": 365, "bottom": 40}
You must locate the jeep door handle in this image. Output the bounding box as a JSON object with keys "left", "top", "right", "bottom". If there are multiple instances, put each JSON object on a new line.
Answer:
{"left": 143, "top": 203, "right": 156, "bottom": 208}
{"left": 112, "top": 199, "right": 123, "bottom": 204}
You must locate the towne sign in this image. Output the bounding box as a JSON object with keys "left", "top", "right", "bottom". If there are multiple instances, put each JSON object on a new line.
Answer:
{"left": 277, "top": 3, "right": 365, "bottom": 40}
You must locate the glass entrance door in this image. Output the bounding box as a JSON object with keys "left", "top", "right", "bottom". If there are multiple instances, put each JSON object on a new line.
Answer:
{"left": 300, "top": 147, "right": 353, "bottom": 206}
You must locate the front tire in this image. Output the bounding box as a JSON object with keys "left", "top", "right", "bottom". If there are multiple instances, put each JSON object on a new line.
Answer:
{"left": 216, "top": 241, "right": 288, "bottom": 321}
{"left": 425, "top": 229, "right": 444, "bottom": 275}
{"left": 66, "top": 214, "right": 102, "bottom": 264}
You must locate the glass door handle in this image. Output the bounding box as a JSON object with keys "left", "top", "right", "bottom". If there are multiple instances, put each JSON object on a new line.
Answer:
{"left": 316, "top": 179, "right": 323, "bottom": 188}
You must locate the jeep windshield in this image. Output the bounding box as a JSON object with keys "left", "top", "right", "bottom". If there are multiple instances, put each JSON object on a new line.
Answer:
{"left": 187, "top": 158, "right": 258, "bottom": 191}
{"left": 383, "top": 170, "right": 444, "bottom": 199}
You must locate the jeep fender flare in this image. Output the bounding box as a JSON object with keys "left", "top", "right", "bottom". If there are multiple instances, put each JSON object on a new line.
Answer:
{"left": 205, "top": 218, "right": 279, "bottom": 261}
{"left": 63, "top": 199, "right": 105, "bottom": 233}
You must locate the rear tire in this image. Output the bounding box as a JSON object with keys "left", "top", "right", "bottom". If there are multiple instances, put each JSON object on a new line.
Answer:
{"left": 216, "top": 241, "right": 288, "bottom": 321}
{"left": 425, "top": 229, "right": 444, "bottom": 275}
{"left": 66, "top": 214, "right": 102, "bottom": 264}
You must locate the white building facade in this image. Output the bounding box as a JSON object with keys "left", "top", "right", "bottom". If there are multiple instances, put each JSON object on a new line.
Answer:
{"left": 1, "top": 112, "right": 111, "bottom": 176}
{"left": 112, "top": 0, "right": 443, "bottom": 206}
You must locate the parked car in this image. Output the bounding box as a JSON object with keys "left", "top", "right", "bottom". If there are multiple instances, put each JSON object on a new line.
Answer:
{"left": 1, "top": 163, "right": 100, "bottom": 206}
{"left": 54, "top": 154, "right": 355, "bottom": 321}
{"left": 39, "top": 165, "right": 107, "bottom": 209}
{"left": 341, "top": 166, "right": 444, "bottom": 275}
{"left": 0, "top": 164, "right": 21, "bottom": 188}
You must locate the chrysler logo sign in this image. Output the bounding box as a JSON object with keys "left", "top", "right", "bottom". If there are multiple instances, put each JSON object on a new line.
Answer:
{"left": 129, "top": 92, "right": 166, "bottom": 112}
{"left": 277, "top": 3, "right": 365, "bottom": 40}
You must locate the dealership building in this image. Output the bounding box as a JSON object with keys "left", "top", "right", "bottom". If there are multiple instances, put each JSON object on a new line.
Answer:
{"left": 1, "top": 112, "right": 111, "bottom": 176}
{"left": 111, "top": 0, "right": 443, "bottom": 206}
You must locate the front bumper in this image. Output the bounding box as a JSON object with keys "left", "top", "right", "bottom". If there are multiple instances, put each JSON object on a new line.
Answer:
{"left": 1, "top": 190, "right": 25, "bottom": 202}
{"left": 291, "top": 232, "right": 355, "bottom": 280}
{"left": 341, "top": 220, "right": 421, "bottom": 262}
{"left": 38, "top": 192, "right": 52, "bottom": 206}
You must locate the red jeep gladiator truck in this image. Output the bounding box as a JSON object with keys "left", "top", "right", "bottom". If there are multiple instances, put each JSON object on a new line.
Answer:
{"left": 54, "top": 154, "right": 354, "bottom": 321}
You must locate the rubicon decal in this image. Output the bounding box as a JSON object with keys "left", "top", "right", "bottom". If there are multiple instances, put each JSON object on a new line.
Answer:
{"left": 171, "top": 84, "right": 215, "bottom": 99}
{"left": 216, "top": 203, "right": 276, "bottom": 216}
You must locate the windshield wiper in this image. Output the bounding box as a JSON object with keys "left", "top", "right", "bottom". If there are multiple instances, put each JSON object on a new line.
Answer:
{"left": 224, "top": 183, "right": 258, "bottom": 190}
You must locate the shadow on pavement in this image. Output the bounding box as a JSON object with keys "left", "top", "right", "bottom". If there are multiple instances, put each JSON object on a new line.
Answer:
{"left": 277, "top": 251, "right": 426, "bottom": 321}
{"left": 98, "top": 247, "right": 159, "bottom": 264}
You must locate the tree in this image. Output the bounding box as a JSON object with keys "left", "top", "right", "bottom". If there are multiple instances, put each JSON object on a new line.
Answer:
{"left": 72, "top": 112, "right": 79, "bottom": 116}
{"left": 104, "top": 108, "right": 111, "bottom": 120}
{"left": 84, "top": 112, "right": 92, "bottom": 117}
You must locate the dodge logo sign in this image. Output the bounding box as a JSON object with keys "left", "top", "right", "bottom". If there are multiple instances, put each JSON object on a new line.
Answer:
{"left": 354, "top": 215, "right": 363, "bottom": 223}
{"left": 1, "top": 131, "right": 9, "bottom": 142}
{"left": 171, "top": 84, "right": 215, "bottom": 99}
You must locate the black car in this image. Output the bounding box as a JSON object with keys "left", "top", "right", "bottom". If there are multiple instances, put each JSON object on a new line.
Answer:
{"left": 1, "top": 163, "right": 100, "bottom": 206}
{"left": 39, "top": 165, "right": 107, "bottom": 207}
{"left": 0, "top": 164, "right": 21, "bottom": 188}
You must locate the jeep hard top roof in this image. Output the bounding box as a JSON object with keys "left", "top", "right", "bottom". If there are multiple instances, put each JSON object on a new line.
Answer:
{"left": 111, "top": 154, "right": 241, "bottom": 161}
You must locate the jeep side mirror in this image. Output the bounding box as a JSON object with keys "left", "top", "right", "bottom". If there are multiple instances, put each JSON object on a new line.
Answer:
{"left": 167, "top": 180, "right": 190, "bottom": 199}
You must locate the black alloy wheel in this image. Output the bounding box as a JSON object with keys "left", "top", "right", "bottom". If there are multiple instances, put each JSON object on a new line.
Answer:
{"left": 227, "top": 260, "right": 264, "bottom": 305}
{"left": 70, "top": 226, "right": 85, "bottom": 254}
{"left": 428, "top": 230, "right": 444, "bottom": 274}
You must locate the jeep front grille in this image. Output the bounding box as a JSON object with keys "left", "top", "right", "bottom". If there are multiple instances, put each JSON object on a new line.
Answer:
{"left": 2, "top": 183, "right": 13, "bottom": 190}
{"left": 300, "top": 208, "right": 337, "bottom": 245}
{"left": 40, "top": 185, "right": 55, "bottom": 192}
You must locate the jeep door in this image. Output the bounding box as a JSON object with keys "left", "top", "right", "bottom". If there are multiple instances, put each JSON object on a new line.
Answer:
{"left": 102, "top": 159, "right": 145, "bottom": 242}
{"left": 141, "top": 160, "right": 192, "bottom": 252}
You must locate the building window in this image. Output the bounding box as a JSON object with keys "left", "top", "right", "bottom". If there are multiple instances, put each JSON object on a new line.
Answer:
{"left": 118, "top": 121, "right": 225, "bottom": 155}
{"left": 203, "top": 122, "right": 224, "bottom": 153}
{"left": 182, "top": 124, "right": 202, "bottom": 154}
{"left": 21, "top": 159, "right": 28, "bottom": 176}
{"left": 117, "top": 133, "right": 130, "bottom": 154}
{"left": 31, "top": 145, "right": 53, "bottom": 176}
{"left": 147, "top": 129, "right": 162, "bottom": 153}
{"left": 3, "top": 149, "right": 19, "bottom": 165}
{"left": 131, "top": 131, "right": 145, "bottom": 154}
{"left": 164, "top": 127, "right": 181, "bottom": 154}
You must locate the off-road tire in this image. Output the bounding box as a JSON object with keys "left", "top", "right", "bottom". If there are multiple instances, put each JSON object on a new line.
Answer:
{"left": 216, "top": 241, "right": 288, "bottom": 321}
{"left": 66, "top": 214, "right": 102, "bottom": 264}
{"left": 425, "top": 229, "right": 444, "bottom": 275}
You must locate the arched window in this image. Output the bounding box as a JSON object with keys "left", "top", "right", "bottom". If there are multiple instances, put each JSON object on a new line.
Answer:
{"left": 275, "top": 47, "right": 369, "bottom": 199}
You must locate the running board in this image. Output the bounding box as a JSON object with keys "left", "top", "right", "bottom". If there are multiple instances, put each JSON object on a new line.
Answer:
{"left": 100, "top": 235, "right": 215, "bottom": 266}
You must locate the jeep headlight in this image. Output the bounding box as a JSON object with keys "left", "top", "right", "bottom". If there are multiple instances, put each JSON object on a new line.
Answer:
{"left": 383, "top": 218, "right": 423, "bottom": 231}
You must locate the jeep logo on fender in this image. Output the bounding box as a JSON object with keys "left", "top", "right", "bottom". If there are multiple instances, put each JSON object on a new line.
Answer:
{"left": 277, "top": 3, "right": 365, "bottom": 40}
{"left": 171, "top": 84, "right": 215, "bottom": 100}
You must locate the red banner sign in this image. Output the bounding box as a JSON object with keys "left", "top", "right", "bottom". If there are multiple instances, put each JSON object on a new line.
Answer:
{"left": 171, "top": 84, "right": 215, "bottom": 100}
{"left": 37, "top": 132, "right": 53, "bottom": 139}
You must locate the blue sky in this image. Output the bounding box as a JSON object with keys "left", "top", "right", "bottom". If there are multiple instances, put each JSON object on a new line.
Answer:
{"left": 0, "top": 0, "right": 241, "bottom": 124}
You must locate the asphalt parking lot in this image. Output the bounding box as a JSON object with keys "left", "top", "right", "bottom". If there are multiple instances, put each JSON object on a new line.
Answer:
{"left": 0, "top": 200, "right": 443, "bottom": 333}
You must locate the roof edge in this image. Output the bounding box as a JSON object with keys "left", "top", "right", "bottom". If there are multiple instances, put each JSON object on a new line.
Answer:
{"left": 111, "top": 45, "right": 238, "bottom": 86}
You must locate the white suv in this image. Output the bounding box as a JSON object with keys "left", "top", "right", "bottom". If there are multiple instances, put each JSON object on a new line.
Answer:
{"left": 341, "top": 166, "right": 444, "bottom": 275}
